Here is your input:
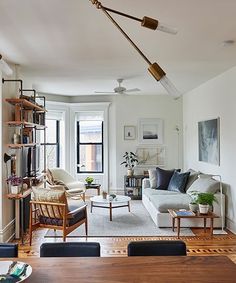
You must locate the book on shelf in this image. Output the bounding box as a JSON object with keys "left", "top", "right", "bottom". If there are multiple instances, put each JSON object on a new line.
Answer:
{"left": 174, "top": 210, "right": 195, "bottom": 216}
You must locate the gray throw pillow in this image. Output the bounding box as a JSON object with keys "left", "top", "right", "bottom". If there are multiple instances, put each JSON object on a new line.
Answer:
{"left": 168, "top": 171, "right": 190, "bottom": 193}
{"left": 148, "top": 169, "right": 157, "bottom": 189}
{"left": 185, "top": 169, "right": 200, "bottom": 191}
{"left": 156, "top": 167, "right": 180, "bottom": 190}
{"left": 186, "top": 177, "right": 220, "bottom": 194}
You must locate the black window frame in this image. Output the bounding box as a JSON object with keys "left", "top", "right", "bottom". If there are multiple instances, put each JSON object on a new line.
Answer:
{"left": 77, "top": 120, "right": 104, "bottom": 173}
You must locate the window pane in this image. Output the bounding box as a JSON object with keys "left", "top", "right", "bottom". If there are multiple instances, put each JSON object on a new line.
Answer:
{"left": 45, "top": 145, "right": 58, "bottom": 168}
{"left": 46, "top": 120, "right": 57, "bottom": 143}
{"left": 79, "top": 121, "right": 102, "bottom": 143}
{"left": 79, "top": 144, "right": 102, "bottom": 172}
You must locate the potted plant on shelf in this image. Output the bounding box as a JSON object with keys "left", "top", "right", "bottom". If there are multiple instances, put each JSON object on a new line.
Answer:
{"left": 120, "top": 151, "right": 138, "bottom": 176}
{"left": 85, "top": 176, "right": 94, "bottom": 185}
{"left": 193, "top": 192, "right": 218, "bottom": 214}
{"left": 7, "top": 175, "right": 22, "bottom": 194}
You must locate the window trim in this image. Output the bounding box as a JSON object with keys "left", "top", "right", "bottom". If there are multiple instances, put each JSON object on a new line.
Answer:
{"left": 77, "top": 120, "right": 104, "bottom": 173}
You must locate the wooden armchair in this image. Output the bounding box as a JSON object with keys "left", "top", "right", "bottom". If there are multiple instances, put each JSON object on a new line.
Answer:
{"left": 29, "top": 188, "right": 87, "bottom": 245}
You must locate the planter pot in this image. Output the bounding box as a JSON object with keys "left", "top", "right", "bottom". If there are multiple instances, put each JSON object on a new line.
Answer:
{"left": 10, "top": 185, "right": 20, "bottom": 195}
{"left": 127, "top": 169, "right": 134, "bottom": 176}
{"left": 189, "top": 203, "right": 198, "bottom": 212}
{"left": 199, "top": 204, "right": 209, "bottom": 214}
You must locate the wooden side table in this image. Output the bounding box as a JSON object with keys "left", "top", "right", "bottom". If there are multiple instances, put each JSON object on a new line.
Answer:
{"left": 168, "top": 209, "right": 219, "bottom": 238}
{"left": 85, "top": 184, "right": 101, "bottom": 195}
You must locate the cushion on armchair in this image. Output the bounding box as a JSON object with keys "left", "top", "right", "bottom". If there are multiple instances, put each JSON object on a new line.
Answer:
{"left": 32, "top": 187, "right": 68, "bottom": 219}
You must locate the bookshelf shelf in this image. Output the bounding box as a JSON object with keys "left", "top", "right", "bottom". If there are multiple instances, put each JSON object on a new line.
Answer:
{"left": 124, "top": 175, "right": 147, "bottom": 200}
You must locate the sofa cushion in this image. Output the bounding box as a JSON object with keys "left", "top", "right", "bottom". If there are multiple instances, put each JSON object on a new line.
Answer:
{"left": 185, "top": 169, "right": 200, "bottom": 191}
{"left": 143, "top": 188, "right": 180, "bottom": 199}
{"left": 186, "top": 176, "right": 220, "bottom": 194}
{"left": 151, "top": 194, "right": 192, "bottom": 213}
{"left": 156, "top": 167, "right": 180, "bottom": 190}
{"left": 168, "top": 171, "right": 190, "bottom": 193}
{"left": 148, "top": 169, "right": 157, "bottom": 189}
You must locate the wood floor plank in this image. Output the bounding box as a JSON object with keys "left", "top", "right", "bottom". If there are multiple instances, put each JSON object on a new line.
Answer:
{"left": 13, "top": 227, "right": 236, "bottom": 263}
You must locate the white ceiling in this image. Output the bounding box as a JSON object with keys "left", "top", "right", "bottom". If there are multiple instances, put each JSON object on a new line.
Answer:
{"left": 0, "top": 0, "right": 235, "bottom": 96}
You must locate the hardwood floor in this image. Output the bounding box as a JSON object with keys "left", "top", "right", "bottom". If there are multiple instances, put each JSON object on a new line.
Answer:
{"left": 15, "top": 227, "right": 236, "bottom": 264}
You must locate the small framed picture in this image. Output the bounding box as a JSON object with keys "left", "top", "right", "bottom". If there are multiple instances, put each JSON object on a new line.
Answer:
{"left": 124, "top": 126, "right": 136, "bottom": 140}
{"left": 139, "top": 118, "right": 164, "bottom": 144}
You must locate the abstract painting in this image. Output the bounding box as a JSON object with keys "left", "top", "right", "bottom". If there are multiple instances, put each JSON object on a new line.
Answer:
{"left": 198, "top": 118, "right": 220, "bottom": 165}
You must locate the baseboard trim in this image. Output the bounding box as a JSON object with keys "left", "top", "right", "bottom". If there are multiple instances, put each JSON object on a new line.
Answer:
{"left": 0, "top": 219, "right": 15, "bottom": 242}
{"left": 226, "top": 217, "right": 236, "bottom": 234}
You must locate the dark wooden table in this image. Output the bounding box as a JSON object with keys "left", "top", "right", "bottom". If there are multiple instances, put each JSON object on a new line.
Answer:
{"left": 85, "top": 183, "right": 101, "bottom": 195}
{"left": 168, "top": 209, "right": 219, "bottom": 238}
{"left": 1, "top": 256, "right": 236, "bottom": 282}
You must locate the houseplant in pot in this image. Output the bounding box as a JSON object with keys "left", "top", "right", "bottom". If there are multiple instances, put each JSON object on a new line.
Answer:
{"left": 195, "top": 192, "right": 218, "bottom": 214}
{"left": 7, "top": 175, "right": 22, "bottom": 194}
{"left": 120, "top": 151, "right": 138, "bottom": 176}
{"left": 85, "top": 176, "right": 94, "bottom": 185}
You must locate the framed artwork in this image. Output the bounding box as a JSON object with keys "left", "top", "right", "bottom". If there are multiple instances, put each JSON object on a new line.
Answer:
{"left": 124, "top": 125, "right": 136, "bottom": 140}
{"left": 198, "top": 118, "right": 220, "bottom": 165}
{"left": 135, "top": 146, "right": 166, "bottom": 167}
{"left": 139, "top": 118, "right": 164, "bottom": 144}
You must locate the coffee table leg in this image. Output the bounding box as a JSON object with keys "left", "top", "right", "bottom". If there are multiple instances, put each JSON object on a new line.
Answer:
{"left": 128, "top": 201, "right": 130, "bottom": 212}
{"left": 172, "top": 218, "right": 175, "bottom": 232}
{"left": 91, "top": 201, "right": 93, "bottom": 213}
{"left": 109, "top": 202, "right": 112, "bottom": 221}
{"left": 177, "top": 218, "right": 180, "bottom": 239}
{"left": 210, "top": 218, "right": 214, "bottom": 237}
{"left": 204, "top": 218, "right": 206, "bottom": 233}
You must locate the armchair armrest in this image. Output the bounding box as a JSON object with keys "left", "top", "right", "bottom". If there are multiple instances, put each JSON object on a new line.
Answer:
{"left": 67, "top": 204, "right": 87, "bottom": 216}
{"left": 142, "top": 178, "right": 151, "bottom": 190}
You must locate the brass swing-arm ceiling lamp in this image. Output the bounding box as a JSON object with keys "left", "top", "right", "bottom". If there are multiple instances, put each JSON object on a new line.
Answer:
{"left": 89, "top": 0, "right": 180, "bottom": 97}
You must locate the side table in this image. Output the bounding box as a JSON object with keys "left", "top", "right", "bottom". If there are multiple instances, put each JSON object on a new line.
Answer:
{"left": 85, "top": 184, "right": 101, "bottom": 195}
{"left": 168, "top": 209, "right": 219, "bottom": 238}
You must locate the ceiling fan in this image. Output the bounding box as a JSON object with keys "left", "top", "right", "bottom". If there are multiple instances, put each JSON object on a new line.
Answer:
{"left": 95, "top": 79, "right": 141, "bottom": 95}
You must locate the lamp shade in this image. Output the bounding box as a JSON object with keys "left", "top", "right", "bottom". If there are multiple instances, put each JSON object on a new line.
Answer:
{"left": 4, "top": 153, "right": 12, "bottom": 163}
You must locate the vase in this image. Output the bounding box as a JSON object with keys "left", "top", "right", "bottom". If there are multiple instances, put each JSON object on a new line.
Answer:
{"left": 127, "top": 168, "right": 133, "bottom": 176}
{"left": 189, "top": 203, "right": 198, "bottom": 212}
{"left": 10, "top": 185, "right": 20, "bottom": 195}
{"left": 199, "top": 204, "right": 209, "bottom": 214}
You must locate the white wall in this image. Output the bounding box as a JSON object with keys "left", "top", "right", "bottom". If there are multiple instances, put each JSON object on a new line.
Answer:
{"left": 113, "top": 95, "right": 183, "bottom": 191}
{"left": 183, "top": 66, "right": 236, "bottom": 233}
{"left": 0, "top": 67, "right": 18, "bottom": 242}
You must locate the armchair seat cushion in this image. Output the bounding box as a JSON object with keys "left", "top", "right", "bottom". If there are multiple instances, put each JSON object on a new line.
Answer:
{"left": 66, "top": 181, "right": 85, "bottom": 191}
{"left": 39, "top": 206, "right": 86, "bottom": 227}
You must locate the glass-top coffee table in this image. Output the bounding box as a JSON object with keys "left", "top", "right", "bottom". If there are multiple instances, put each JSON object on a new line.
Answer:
{"left": 90, "top": 195, "right": 131, "bottom": 221}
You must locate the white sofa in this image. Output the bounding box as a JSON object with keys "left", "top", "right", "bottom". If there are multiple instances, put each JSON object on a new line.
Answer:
{"left": 142, "top": 170, "right": 225, "bottom": 228}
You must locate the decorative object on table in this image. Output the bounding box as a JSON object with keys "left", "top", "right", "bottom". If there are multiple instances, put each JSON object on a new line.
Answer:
{"left": 139, "top": 118, "right": 164, "bottom": 144}
{"left": 191, "top": 191, "right": 218, "bottom": 214}
{"left": 85, "top": 176, "right": 94, "bottom": 185}
{"left": 120, "top": 151, "right": 138, "bottom": 176}
{"left": 198, "top": 118, "right": 220, "bottom": 165}
{"left": 124, "top": 126, "right": 136, "bottom": 140}
{"left": 102, "top": 191, "right": 107, "bottom": 199}
{"left": 189, "top": 202, "right": 198, "bottom": 213}
{"left": 6, "top": 175, "right": 22, "bottom": 195}
{"left": 0, "top": 261, "right": 32, "bottom": 282}
{"left": 109, "top": 194, "right": 116, "bottom": 201}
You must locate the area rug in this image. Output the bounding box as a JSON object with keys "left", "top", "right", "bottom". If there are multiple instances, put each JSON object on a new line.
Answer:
{"left": 45, "top": 200, "right": 194, "bottom": 238}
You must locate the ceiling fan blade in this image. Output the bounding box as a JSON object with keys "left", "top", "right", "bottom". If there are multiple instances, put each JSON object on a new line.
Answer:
{"left": 94, "top": 91, "right": 115, "bottom": 94}
{"left": 125, "top": 88, "right": 141, "bottom": 93}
